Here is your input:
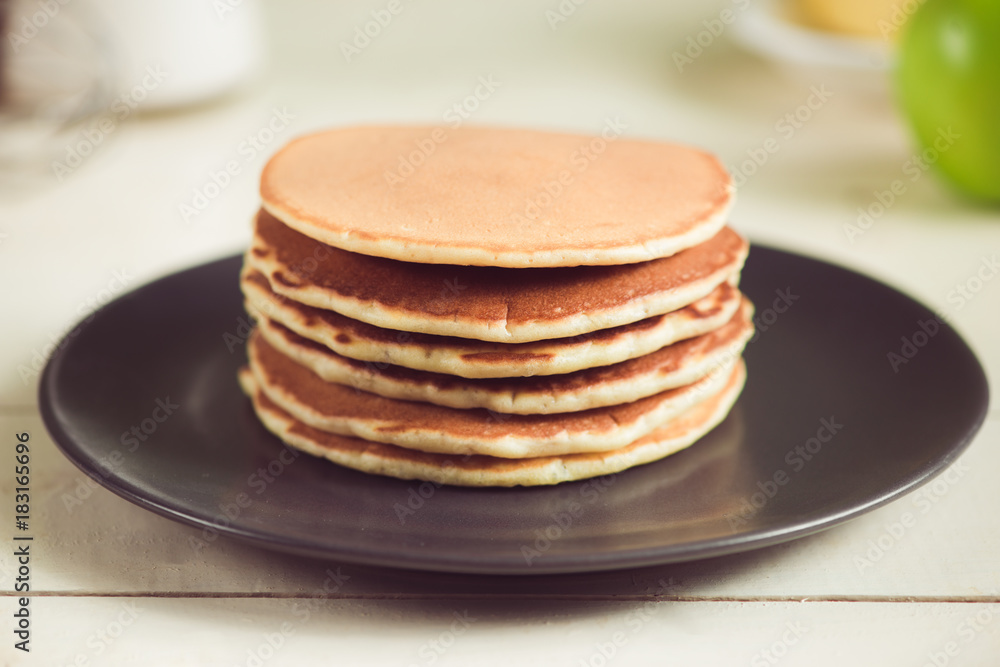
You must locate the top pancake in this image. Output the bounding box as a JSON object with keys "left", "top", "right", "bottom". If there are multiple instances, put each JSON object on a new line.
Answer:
{"left": 260, "top": 126, "right": 734, "bottom": 267}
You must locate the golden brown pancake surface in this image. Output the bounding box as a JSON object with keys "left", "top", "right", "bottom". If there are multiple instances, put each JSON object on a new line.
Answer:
{"left": 238, "top": 360, "right": 746, "bottom": 487}
{"left": 241, "top": 267, "right": 744, "bottom": 378}
{"left": 253, "top": 297, "right": 753, "bottom": 414}
{"left": 246, "top": 210, "right": 749, "bottom": 343}
{"left": 260, "top": 126, "right": 734, "bottom": 267}
{"left": 246, "top": 331, "right": 740, "bottom": 458}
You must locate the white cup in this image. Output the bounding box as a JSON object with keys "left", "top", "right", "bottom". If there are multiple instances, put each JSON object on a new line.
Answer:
{"left": 82, "top": 0, "right": 265, "bottom": 109}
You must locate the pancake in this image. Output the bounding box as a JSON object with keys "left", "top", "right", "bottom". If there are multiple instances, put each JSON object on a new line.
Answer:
{"left": 246, "top": 330, "right": 741, "bottom": 458}
{"left": 242, "top": 267, "right": 743, "bottom": 378}
{"left": 253, "top": 297, "right": 754, "bottom": 414}
{"left": 246, "top": 210, "right": 749, "bottom": 343}
{"left": 259, "top": 126, "right": 734, "bottom": 268}
{"left": 238, "top": 360, "right": 746, "bottom": 487}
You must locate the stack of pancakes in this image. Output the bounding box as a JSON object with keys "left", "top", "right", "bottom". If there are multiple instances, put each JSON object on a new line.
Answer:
{"left": 238, "top": 126, "right": 753, "bottom": 487}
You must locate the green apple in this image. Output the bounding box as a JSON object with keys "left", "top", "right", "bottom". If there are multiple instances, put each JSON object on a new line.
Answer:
{"left": 897, "top": 0, "right": 1000, "bottom": 201}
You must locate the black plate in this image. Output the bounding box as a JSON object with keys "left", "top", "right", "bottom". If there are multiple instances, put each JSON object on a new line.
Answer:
{"left": 39, "top": 247, "right": 989, "bottom": 574}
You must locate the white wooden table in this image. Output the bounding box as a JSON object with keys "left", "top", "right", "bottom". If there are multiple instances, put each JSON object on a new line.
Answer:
{"left": 2, "top": 0, "right": 998, "bottom": 664}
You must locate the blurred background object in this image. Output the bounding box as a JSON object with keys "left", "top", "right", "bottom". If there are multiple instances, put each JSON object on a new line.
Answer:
{"left": 0, "top": 0, "right": 113, "bottom": 183}
{"left": 896, "top": 0, "right": 1000, "bottom": 202}
{"left": 84, "top": 0, "right": 264, "bottom": 109}
{"left": 731, "top": 0, "right": 893, "bottom": 97}
{"left": 0, "top": 0, "right": 263, "bottom": 189}
{"left": 734, "top": 0, "right": 1000, "bottom": 205}
{"left": 791, "top": 0, "right": 906, "bottom": 39}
